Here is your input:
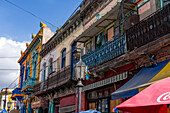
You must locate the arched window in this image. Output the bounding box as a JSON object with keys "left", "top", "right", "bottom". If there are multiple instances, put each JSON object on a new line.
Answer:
{"left": 61, "top": 48, "right": 66, "bottom": 68}
{"left": 43, "top": 63, "right": 46, "bottom": 81}
{"left": 48, "top": 58, "right": 53, "bottom": 75}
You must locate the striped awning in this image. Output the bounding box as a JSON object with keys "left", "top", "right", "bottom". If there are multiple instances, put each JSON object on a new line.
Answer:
{"left": 59, "top": 105, "right": 75, "bottom": 113}
{"left": 83, "top": 72, "right": 128, "bottom": 91}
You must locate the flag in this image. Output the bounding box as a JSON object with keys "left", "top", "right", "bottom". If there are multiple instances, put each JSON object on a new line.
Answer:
{"left": 85, "top": 66, "right": 90, "bottom": 80}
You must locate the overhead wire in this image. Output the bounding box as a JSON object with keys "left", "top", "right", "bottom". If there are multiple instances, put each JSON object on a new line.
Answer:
{"left": 2, "top": 0, "right": 84, "bottom": 89}
{"left": 0, "top": 69, "right": 19, "bottom": 70}
{"left": 0, "top": 57, "right": 20, "bottom": 58}
{"left": 7, "top": 77, "right": 19, "bottom": 88}
{"left": 3, "top": 0, "right": 57, "bottom": 29}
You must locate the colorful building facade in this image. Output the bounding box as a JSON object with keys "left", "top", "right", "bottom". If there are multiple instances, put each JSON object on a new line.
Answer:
{"left": 11, "top": 0, "right": 170, "bottom": 112}
{"left": 0, "top": 88, "right": 16, "bottom": 111}
{"left": 12, "top": 22, "right": 53, "bottom": 113}
{"left": 33, "top": 10, "right": 84, "bottom": 113}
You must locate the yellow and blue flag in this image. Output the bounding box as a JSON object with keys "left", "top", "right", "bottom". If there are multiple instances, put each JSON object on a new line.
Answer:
{"left": 85, "top": 66, "right": 90, "bottom": 80}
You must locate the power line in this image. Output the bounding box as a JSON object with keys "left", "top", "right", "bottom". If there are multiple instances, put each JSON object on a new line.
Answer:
{"left": 0, "top": 69, "right": 19, "bottom": 70}
{"left": 0, "top": 57, "right": 19, "bottom": 58}
{"left": 13, "top": 83, "right": 18, "bottom": 89}
{"left": 3, "top": 0, "right": 57, "bottom": 29}
{"left": 7, "top": 77, "right": 19, "bottom": 88}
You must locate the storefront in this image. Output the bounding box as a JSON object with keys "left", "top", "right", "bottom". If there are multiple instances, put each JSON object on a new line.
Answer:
{"left": 58, "top": 94, "right": 76, "bottom": 113}
{"left": 86, "top": 85, "right": 122, "bottom": 112}
{"left": 83, "top": 71, "right": 129, "bottom": 112}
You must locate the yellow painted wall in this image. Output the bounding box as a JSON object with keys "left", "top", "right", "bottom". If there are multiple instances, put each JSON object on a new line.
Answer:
{"left": 28, "top": 29, "right": 42, "bottom": 83}
{"left": 6, "top": 94, "right": 14, "bottom": 110}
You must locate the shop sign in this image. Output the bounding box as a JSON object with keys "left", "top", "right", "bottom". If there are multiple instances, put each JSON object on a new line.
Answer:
{"left": 157, "top": 92, "right": 170, "bottom": 103}
{"left": 14, "top": 102, "right": 17, "bottom": 107}
{"left": 31, "top": 99, "right": 48, "bottom": 109}
{"left": 31, "top": 101, "right": 41, "bottom": 109}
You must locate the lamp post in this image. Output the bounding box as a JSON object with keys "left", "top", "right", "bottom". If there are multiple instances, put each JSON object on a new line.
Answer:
{"left": 7, "top": 101, "right": 12, "bottom": 113}
{"left": 74, "top": 58, "right": 86, "bottom": 113}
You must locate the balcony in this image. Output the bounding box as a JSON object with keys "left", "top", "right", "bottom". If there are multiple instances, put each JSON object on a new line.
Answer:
{"left": 21, "top": 77, "right": 37, "bottom": 93}
{"left": 11, "top": 88, "right": 24, "bottom": 100}
{"left": 126, "top": 3, "right": 170, "bottom": 51}
{"left": 78, "top": 4, "right": 170, "bottom": 70}
{"left": 81, "top": 33, "right": 126, "bottom": 69}
{"left": 33, "top": 66, "right": 71, "bottom": 94}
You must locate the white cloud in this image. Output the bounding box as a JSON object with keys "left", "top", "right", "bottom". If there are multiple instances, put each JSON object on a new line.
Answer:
{"left": 0, "top": 37, "right": 27, "bottom": 90}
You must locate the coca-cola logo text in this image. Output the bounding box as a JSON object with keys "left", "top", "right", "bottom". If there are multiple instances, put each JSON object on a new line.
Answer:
{"left": 157, "top": 92, "right": 170, "bottom": 102}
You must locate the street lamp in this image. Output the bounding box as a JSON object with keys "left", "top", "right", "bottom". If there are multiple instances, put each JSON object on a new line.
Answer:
{"left": 7, "top": 101, "right": 12, "bottom": 113}
{"left": 74, "top": 58, "right": 86, "bottom": 112}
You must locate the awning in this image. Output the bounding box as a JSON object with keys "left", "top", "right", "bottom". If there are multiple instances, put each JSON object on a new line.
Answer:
{"left": 83, "top": 72, "right": 128, "bottom": 91}
{"left": 111, "top": 59, "right": 170, "bottom": 100}
{"left": 75, "top": 1, "right": 137, "bottom": 43}
{"left": 114, "top": 77, "right": 170, "bottom": 113}
{"left": 60, "top": 94, "right": 75, "bottom": 107}
{"left": 75, "top": 2, "right": 121, "bottom": 42}
{"left": 139, "top": 59, "right": 170, "bottom": 88}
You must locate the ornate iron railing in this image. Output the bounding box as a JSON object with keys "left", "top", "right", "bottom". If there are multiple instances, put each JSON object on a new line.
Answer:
{"left": 33, "top": 66, "right": 71, "bottom": 93}
{"left": 81, "top": 33, "right": 126, "bottom": 68}
{"left": 126, "top": 3, "right": 170, "bottom": 51}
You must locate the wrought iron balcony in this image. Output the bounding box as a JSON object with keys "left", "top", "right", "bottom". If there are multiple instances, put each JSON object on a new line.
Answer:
{"left": 21, "top": 77, "right": 37, "bottom": 93}
{"left": 12, "top": 88, "right": 24, "bottom": 100}
{"left": 126, "top": 3, "right": 170, "bottom": 51}
{"left": 33, "top": 66, "right": 71, "bottom": 94}
{"left": 81, "top": 33, "right": 126, "bottom": 68}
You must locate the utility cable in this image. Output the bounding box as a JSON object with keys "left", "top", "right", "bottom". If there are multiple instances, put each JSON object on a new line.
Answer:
{"left": 7, "top": 77, "right": 19, "bottom": 88}
{"left": 0, "top": 57, "right": 19, "bottom": 58}
{"left": 3, "top": 0, "right": 57, "bottom": 29}
{"left": 0, "top": 69, "right": 19, "bottom": 70}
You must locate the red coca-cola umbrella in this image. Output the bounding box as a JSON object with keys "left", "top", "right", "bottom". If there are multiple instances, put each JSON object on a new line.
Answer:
{"left": 113, "top": 77, "right": 170, "bottom": 113}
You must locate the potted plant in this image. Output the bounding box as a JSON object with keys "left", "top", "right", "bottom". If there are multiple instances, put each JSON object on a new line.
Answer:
{"left": 73, "top": 53, "right": 80, "bottom": 60}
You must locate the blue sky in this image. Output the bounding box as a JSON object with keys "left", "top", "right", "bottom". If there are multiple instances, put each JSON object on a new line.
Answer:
{"left": 0, "top": 0, "right": 83, "bottom": 42}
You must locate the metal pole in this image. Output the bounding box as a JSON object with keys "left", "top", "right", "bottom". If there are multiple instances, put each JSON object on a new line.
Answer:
{"left": 77, "top": 80, "right": 84, "bottom": 113}
{"left": 3, "top": 88, "right": 8, "bottom": 109}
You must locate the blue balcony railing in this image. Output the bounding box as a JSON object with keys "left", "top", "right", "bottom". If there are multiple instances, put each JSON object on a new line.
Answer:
{"left": 12, "top": 88, "right": 23, "bottom": 100}
{"left": 81, "top": 33, "right": 126, "bottom": 68}
{"left": 22, "top": 77, "right": 37, "bottom": 91}
{"left": 12, "top": 88, "right": 22, "bottom": 96}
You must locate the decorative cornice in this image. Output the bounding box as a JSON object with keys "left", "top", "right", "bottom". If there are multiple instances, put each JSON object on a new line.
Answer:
{"left": 40, "top": 12, "right": 82, "bottom": 57}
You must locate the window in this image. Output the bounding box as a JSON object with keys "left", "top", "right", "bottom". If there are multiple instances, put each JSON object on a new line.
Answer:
{"left": 85, "top": 39, "right": 93, "bottom": 53}
{"left": 61, "top": 48, "right": 66, "bottom": 68}
{"left": 20, "top": 65, "right": 25, "bottom": 88}
{"left": 71, "top": 42, "right": 77, "bottom": 77}
{"left": 32, "top": 50, "right": 38, "bottom": 78}
{"left": 48, "top": 59, "right": 53, "bottom": 75}
{"left": 95, "top": 32, "right": 106, "bottom": 49}
{"left": 107, "top": 26, "right": 114, "bottom": 41}
{"left": 43, "top": 63, "right": 46, "bottom": 81}
{"left": 25, "top": 62, "right": 28, "bottom": 80}
{"left": 27, "top": 60, "right": 30, "bottom": 79}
